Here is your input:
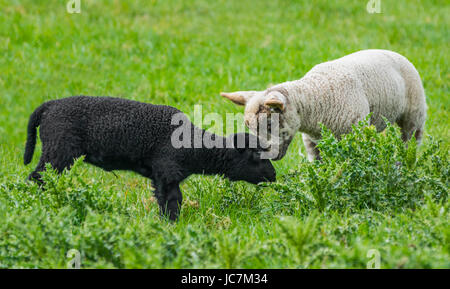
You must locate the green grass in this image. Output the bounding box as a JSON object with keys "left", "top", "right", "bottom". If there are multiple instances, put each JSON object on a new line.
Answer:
{"left": 0, "top": 0, "right": 448, "bottom": 268}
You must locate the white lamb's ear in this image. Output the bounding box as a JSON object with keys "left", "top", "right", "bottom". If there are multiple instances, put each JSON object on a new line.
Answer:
{"left": 220, "top": 91, "right": 259, "bottom": 106}
{"left": 264, "top": 92, "right": 286, "bottom": 111}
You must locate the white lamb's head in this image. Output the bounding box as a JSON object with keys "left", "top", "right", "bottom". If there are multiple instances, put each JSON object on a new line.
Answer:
{"left": 221, "top": 88, "right": 299, "bottom": 160}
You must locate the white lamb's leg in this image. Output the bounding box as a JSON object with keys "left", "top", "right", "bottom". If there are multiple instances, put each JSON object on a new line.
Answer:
{"left": 381, "top": 50, "right": 427, "bottom": 145}
{"left": 397, "top": 68, "right": 427, "bottom": 145}
{"left": 302, "top": 133, "right": 321, "bottom": 161}
{"left": 398, "top": 112, "right": 426, "bottom": 145}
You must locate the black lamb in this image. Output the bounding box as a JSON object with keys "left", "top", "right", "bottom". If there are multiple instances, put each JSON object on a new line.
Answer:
{"left": 24, "top": 96, "right": 276, "bottom": 220}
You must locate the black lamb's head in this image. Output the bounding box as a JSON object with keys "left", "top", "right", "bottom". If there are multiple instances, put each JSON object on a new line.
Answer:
{"left": 224, "top": 133, "right": 276, "bottom": 184}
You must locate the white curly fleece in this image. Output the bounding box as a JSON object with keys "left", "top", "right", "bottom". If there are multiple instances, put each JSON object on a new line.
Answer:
{"left": 223, "top": 49, "right": 427, "bottom": 161}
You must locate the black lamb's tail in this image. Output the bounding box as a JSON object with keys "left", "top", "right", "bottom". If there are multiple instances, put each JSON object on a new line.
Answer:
{"left": 24, "top": 103, "right": 49, "bottom": 165}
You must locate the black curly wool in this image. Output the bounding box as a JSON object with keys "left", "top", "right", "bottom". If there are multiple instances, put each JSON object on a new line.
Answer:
{"left": 24, "top": 96, "right": 276, "bottom": 220}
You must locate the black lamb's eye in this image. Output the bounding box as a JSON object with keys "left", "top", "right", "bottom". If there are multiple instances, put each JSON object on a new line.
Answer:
{"left": 271, "top": 107, "right": 282, "bottom": 114}
{"left": 251, "top": 151, "right": 261, "bottom": 162}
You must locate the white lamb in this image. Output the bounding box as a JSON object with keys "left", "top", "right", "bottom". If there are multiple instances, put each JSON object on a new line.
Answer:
{"left": 221, "top": 49, "right": 427, "bottom": 161}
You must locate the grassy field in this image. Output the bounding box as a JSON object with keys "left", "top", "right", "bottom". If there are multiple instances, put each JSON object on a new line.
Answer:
{"left": 0, "top": 0, "right": 448, "bottom": 268}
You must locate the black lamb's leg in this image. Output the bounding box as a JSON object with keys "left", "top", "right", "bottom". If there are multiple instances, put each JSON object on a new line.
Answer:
{"left": 165, "top": 183, "right": 183, "bottom": 221}
{"left": 153, "top": 180, "right": 183, "bottom": 221}
{"left": 28, "top": 138, "right": 83, "bottom": 186}
{"left": 28, "top": 158, "right": 46, "bottom": 186}
{"left": 153, "top": 180, "right": 168, "bottom": 218}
